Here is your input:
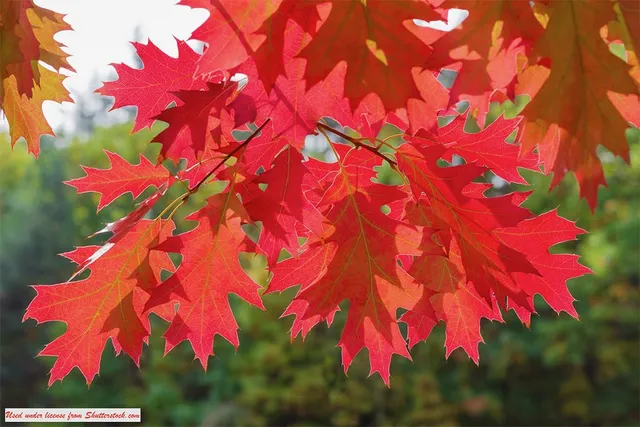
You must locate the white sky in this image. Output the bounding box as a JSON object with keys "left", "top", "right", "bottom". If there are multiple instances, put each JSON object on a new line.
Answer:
{"left": 0, "top": 2, "right": 465, "bottom": 136}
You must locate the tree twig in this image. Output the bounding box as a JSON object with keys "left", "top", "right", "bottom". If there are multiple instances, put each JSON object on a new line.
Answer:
{"left": 316, "top": 121, "right": 398, "bottom": 167}
{"left": 185, "top": 118, "right": 271, "bottom": 199}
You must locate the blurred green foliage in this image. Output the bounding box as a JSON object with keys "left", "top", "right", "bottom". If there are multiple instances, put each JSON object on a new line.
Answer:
{"left": 1, "top": 121, "right": 638, "bottom": 426}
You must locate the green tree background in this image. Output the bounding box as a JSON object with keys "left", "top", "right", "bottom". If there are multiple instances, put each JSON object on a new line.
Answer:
{"left": 1, "top": 116, "right": 638, "bottom": 425}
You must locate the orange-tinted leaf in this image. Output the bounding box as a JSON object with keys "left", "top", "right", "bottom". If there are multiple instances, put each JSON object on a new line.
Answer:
{"left": 24, "top": 220, "right": 175, "bottom": 386}
{"left": 426, "top": 0, "right": 543, "bottom": 124}
{"left": 517, "top": 0, "right": 639, "bottom": 209}
{"left": 1, "top": 1, "right": 71, "bottom": 154}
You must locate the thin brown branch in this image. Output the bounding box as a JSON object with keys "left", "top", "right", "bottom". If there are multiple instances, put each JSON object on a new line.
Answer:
{"left": 185, "top": 118, "right": 271, "bottom": 199}
{"left": 317, "top": 122, "right": 398, "bottom": 167}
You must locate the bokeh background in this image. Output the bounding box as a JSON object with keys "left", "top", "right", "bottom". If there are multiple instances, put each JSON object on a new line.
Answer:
{"left": 1, "top": 91, "right": 639, "bottom": 426}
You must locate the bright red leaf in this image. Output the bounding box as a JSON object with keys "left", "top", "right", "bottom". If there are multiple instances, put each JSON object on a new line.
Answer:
{"left": 65, "top": 150, "right": 173, "bottom": 211}
{"left": 98, "top": 40, "right": 210, "bottom": 133}
{"left": 144, "top": 190, "right": 265, "bottom": 369}
{"left": 24, "top": 220, "right": 175, "bottom": 386}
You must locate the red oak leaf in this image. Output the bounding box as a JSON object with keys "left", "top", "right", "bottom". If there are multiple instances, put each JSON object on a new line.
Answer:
{"left": 98, "top": 40, "right": 210, "bottom": 133}
{"left": 425, "top": 0, "right": 543, "bottom": 125}
{"left": 153, "top": 81, "right": 248, "bottom": 161}
{"left": 401, "top": 236, "right": 504, "bottom": 362}
{"left": 65, "top": 150, "right": 173, "bottom": 211}
{"left": 250, "top": 0, "right": 322, "bottom": 90}
{"left": 266, "top": 240, "right": 335, "bottom": 296}
{"left": 144, "top": 190, "right": 265, "bottom": 369}
{"left": 396, "top": 143, "right": 537, "bottom": 310}
{"left": 237, "top": 24, "right": 351, "bottom": 146}
{"left": 274, "top": 146, "right": 427, "bottom": 385}
{"left": 410, "top": 114, "right": 539, "bottom": 183}
{"left": 233, "top": 121, "right": 289, "bottom": 174}
{"left": 495, "top": 210, "right": 591, "bottom": 326}
{"left": 243, "top": 146, "right": 325, "bottom": 266}
{"left": 24, "top": 220, "right": 175, "bottom": 386}
{"left": 297, "top": 0, "right": 440, "bottom": 110}
{"left": 517, "top": 0, "right": 639, "bottom": 209}
{"left": 406, "top": 69, "right": 450, "bottom": 134}
{"left": 183, "top": 0, "right": 279, "bottom": 76}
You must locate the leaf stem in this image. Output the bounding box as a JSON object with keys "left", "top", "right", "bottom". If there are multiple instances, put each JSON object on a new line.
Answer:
{"left": 153, "top": 118, "right": 271, "bottom": 222}
{"left": 317, "top": 121, "right": 398, "bottom": 167}
{"left": 186, "top": 118, "right": 271, "bottom": 199}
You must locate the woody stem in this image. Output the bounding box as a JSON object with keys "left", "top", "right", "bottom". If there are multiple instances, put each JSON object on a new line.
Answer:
{"left": 316, "top": 122, "right": 398, "bottom": 167}
{"left": 185, "top": 118, "right": 271, "bottom": 199}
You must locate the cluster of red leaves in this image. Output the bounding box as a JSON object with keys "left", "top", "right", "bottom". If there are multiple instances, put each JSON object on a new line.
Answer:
{"left": 17, "top": 0, "right": 639, "bottom": 386}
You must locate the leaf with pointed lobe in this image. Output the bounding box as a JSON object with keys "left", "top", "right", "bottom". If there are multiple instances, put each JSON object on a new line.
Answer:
{"left": 242, "top": 146, "right": 325, "bottom": 266}
{"left": 266, "top": 239, "right": 335, "bottom": 296}
{"left": 2, "top": 65, "right": 71, "bottom": 156}
{"left": 517, "top": 0, "right": 639, "bottom": 210}
{"left": 153, "top": 81, "right": 254, "bottom": 161}
{"left": 24, "top": 220, "right": 175, "bottom": 386}
{"left": 425, "top": 0, "right": 544, "bottom": 125}
{"left": 272, "top": 145, "right": 431, "bottom": 384}
{"left": 406, "top": 69, "right": 450, "bottom": 134}
{"left": 144, "top": 191, "right": 265, "bottom": 369}
{"left": 401, "top": 236, "right": 504, "bottom": 362}
{"left": 183, "top": 0, "right": 281, "bottom": 77}
{"left": 236, "top": 24, "right": 351, "bottom": 146}
{"left": 238, "top": 14, "right": 433, "bottom": 147}
{"left": 98, "top": 40, "right": 210, "bottom": 133}
{"left": 494, "top": 210, "right": 591, "bottom": 326}
{"left": 296, "top": 0, "right": 440, "bottom": 111}
{"left": 410, "top": 114, "right": 539, "bottom": 183}
{"left": 175, "top": 108, "right": 244, "bottom": 187}
{"left": 65, "top": 150, "right": 173, "bottom": 211}
{"left": 1, "top": 1, "right": 72, "bottom": 155}
{"left": 1, "top": 1, "right": 72, "bottom": 98}
{"left": 2, "top": 76, "right": 55, "bottom": 155}
{"left": 233, "top": 121, "right": 289, "bottom": 174}
{"left": 605, "top": 8, "right": 640, "bottom": 126}
{"left": 396, "top": 143, "right": 539, "bottom": 310}
{"left": 64, "top": 186, "right": 171, "bottom": 296}
{"left": 250, "top": 0, "right": 322, "bottom": 91}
